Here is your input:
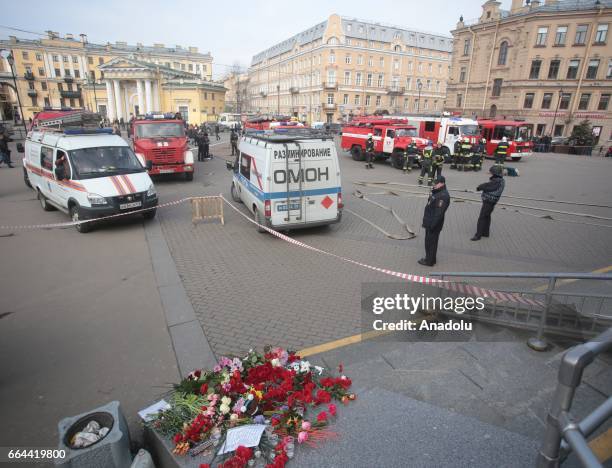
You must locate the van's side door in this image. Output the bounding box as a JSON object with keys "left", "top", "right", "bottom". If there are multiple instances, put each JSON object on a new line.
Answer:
{"left": 383, "top": 129, "right": 395, "bottom": 154}
{"left": 39, "top": 146, "right": 58, "bottom": 202}
{"left": 238, "top": 152, "right": 254, "bottom": 210}
{"left": 53, "top": 149, "right": 72, "bottom": 208}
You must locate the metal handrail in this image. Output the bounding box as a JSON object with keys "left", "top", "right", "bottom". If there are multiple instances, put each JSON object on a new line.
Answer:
{"left": 537, "top": 328, "right": 612, "bottom": 468}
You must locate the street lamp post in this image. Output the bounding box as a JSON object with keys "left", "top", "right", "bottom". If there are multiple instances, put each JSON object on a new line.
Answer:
{"left": 550, "top": 88, "right": 563, "bottom": 138}
{"left": 417, "top": 79, "right": 423, "bottom": 114}
{"left": 5, "top": 52, "right": 28, "bottom": 135}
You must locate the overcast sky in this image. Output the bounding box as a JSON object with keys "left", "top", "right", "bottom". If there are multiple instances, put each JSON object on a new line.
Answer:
{"left": 4, "top": 0, "right": 511, "bottom": 79}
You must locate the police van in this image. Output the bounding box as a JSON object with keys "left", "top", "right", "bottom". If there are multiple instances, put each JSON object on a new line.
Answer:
{"left": 228, "top": 128, "right": 342, "bottom": 231}
{"left": 21, "top": 126, "right": 158, "bottom": 233}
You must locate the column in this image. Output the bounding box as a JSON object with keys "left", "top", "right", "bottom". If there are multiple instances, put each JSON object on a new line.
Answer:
{"left": 123, "top": 83, "right": 131, "bottom": 118}
{"left": 68, "top": 56, "right": 75, "bottom": 77}
{"left": 113, "top": 79, "right": 123, "bottom": 121}
{"left": 59, "top": 57, "right": 66, "bottom": 78}
{"left": 78, "top": 56, "right": 86, "bottom": 78}
{"left": 152, "top": 81, "right": 160, "bottom": 111}
{"left": 105, "top": 80, "right": 116, "bottom": 122}
{"left": 47, "top": 54, "right": 56, "bottom": 78}
{"left": 136, "top": 80, "right": 145, "bottom": 115}
{"left": 144, "top": 79, "right": 152, "bottom": 113}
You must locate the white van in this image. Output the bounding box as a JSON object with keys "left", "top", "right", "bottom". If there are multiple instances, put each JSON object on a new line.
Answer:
{"left": 228, "top": 129, "right": 342, "bottom": 231}
{"left": 21, "top": 128, "right": 158, "bottom": 233}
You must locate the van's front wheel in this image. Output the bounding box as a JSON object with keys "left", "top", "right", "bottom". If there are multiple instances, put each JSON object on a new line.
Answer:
{"left": 254, "top": 208, "right": 266, "bottom": 233}
{"left": 70, "top": 205, "right": 92, "bottom": 233}
{"left": 24, "top": 168, "right": 32, "bottom": 188}
{"left": 231, "top": 183, "right": 242, "bottom": 203}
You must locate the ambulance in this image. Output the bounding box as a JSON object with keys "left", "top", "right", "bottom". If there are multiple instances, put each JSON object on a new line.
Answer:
{"left": 21, "top": 126, "right": 158, "bottom": 233}
{"left": 227, "top": 128, "right": 342, "bottom": 231}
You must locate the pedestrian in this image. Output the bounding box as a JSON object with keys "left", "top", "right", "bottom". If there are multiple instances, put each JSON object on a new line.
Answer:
{"left": 215, "top": 124, "right": 220, "bottom": 141}
{"left": 203, "top": 132, "right": 211, "bottom": 160}
{"left": 0, "top": 132, "right": 13, "bottom": 168}
{"left": 432, "top": 143, "right": 445, "bottom": 180}
{"left": 112, "top": 124, "right": 121, "bottom": 136}
{"left": 119, "top": 117, "right": 125, "bottom": 130}
{"left": 197, "top": 131, "right": 206, "bottom": 161}
{"left": 230, "top": 129, "right": 239, "bottom": 156}
{"left": 418, "top": 145, "right": 433, "bottom": 186}
{"left": 419, "top": 175, "right": 450, "bottom": 267}
{"left": 495, "top": 137, "right": 509, "bottom": 167}
{"left": 365, "top": 133, "right": 375, "bottom": 169}
{"left": 403, "top": 141, "right": 417, "bottom": 173}
{"left": 471, "top": 165, "right": 505, "bottom": 241}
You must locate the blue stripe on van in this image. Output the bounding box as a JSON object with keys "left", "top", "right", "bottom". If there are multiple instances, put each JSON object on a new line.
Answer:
{"left": 236, "top": 173, "right": 340, "bottom": 201}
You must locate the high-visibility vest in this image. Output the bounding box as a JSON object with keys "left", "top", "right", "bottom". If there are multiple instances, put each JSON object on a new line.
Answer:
{"left": 497, "top": 142, "right": 509, "bottom": 155}
{"left": 423, "top": 148, "right": 432, "bottom": 158}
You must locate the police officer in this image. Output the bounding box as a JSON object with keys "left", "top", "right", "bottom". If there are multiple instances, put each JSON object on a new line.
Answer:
{"left": 419, "top": 175, "right": 450, "bottom": 267}
{"left": 452, "top": 139, "right": 461, "bottom": 169}
{"left": 471, "top": 165, "right": 505, "bottom": 241}
{"left": 203, "top": 132, "right": 211, "bottom": 159}
{"left": 495, "top": 136, "right": 509, "bottom": 167}
{"left": 418, "top": 145, "right": 433, "bottom": 186}
{"left": 197, "top": 131, "right": 206, "bottom": 161}
{"left": 215, "top": 123, "right": 220, "bottom": 141}
{"left": 230, "top": 129, "right": 239, "bottom": 156}
{"left": 459, "top": 137, "right": 472, "bottom": 171}
{"left": 432, "top": 143, "right": 445, "bottom": 180}
{"left": 472, "top": 138, "right": 486, "bottom": 171}
{"left": 365, "top": 133, "right": 375, "bottom": 169}
{"left": 403, "top": 141, "right": 418, "bottom": 173}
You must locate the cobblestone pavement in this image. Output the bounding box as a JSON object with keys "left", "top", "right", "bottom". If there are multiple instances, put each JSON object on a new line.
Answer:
{"left": 156, "top": 137, "right": 612, "bottom": 357}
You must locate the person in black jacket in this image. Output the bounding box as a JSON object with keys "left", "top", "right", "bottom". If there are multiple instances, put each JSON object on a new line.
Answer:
{"left": 471, "top": 165, "right": 505, "bottom": 241}
{"left": 0, "top": 132, "right": 13, "bottom": 168}
{"left": 419, "top": 176, "right": 451, "bottom": 267}
{"left": 230, "top": 129, "right": 239, "bottom": 156}
{"left": 365, "top": 134, "right": 375, "bottom": 169}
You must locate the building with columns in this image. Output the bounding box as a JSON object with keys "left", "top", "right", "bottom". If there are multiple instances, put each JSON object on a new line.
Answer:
{"left": 446, "top": 0, "right": 612, "bottom": 144}
{"left": 0, "top": 31, "right": 225, "bottom": 124}
{"left": 248, "top": 14, "right": 452, "bottom": 124}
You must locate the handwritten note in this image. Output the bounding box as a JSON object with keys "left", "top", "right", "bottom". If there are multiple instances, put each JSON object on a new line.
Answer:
{"left": 138, "top": 399, "right": 171, "bottom": 422}
{"left": 217, "top": 424, "right": 266, "bottom": 455}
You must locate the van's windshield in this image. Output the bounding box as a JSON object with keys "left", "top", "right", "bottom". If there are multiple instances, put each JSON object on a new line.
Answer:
{"left": 69, "top": 146, "right": 144, "bottom": 179}
{"left": 135, "top": 122, "right": 184, "bottom": 138}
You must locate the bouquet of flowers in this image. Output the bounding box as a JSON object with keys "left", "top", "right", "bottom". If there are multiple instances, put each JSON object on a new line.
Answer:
{"left": 149, "top": 346, "right": 355, "bottom": 468}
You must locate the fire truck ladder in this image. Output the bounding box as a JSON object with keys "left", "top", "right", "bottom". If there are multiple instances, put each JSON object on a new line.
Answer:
{"left": 35, "top": 111, "right": 101, "bottom": 131}
{"left": 282, "top": 142, "right": 303, "bottom": 222}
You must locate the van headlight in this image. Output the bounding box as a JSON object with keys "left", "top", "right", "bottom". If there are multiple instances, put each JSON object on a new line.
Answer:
{"left": 146, "top": 184, "right": 157, "bottom": 198}
{"left": 87, "top": 193, "right": 107, "bottom": 205}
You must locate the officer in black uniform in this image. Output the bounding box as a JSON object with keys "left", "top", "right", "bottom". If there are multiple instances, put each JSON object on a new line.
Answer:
{"left": 197, "top": 131, "right": 206, "bottom": 161}
{"left": 403, "top": 141, "right": 418, "bottom": 173}
{"left": 471, "top": 138, "right": 486, "bottom": 171}
{"left": 495, "top": 137, "right": 509, "bottom": 167}
{"left": 452, "top": 139, "right": 461, "bottom": 169}
{"left": 365, "top": 134, "right": 375, "bottom": 169}
{"left": 432, "top": 143, "right": 445, "bottom": 180}
{"left": 459, "top": 138, "right": 472, "bottom": 171}
{"left": 471, "top": 165, "right": 505, "bottom": 241}
{"left": 418, "top": 145, "right": 433, "bottom": 185}
{"left": 230, "top": 129, "right": 239, "bottom": 156}
{"left": 419, "top": 175, "right": 451, "bottom": 267}
{"left": 203, "top": 131, "right": 211, "bottom": 160}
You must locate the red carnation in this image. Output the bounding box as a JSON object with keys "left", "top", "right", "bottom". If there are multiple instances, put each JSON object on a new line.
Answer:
{"left": 199, "top": 383, "right": 208, "bottom": 395}
{"left": 315, "top": 389, "right": 331, "bottom": 404}
{"left": 194, "top": 370, "right": 202, "bottom": 378}
{"left": 200, "top": 464, "right": 211, "bottom": 468}
{"left": 328, "top": 403, "right": 337, "bottom": 416}
{"left": 317, "top": 411, "right": 328, "bottom": 422}
{"left": 236, "top": 445, "right": 253, "bottom": 461}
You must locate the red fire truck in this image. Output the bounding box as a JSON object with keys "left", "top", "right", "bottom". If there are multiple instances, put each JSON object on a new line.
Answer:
{"left": 29, "top": 108, "right": 87, "bottom": 131}
{"left": 477, "top": 119, "right": 533, "bottom": 161}
{"left": 340, "top": 117, "right": 429, "bottom": 168}
{"left": 131, "top": 113, "right": 194, "bottom": 181}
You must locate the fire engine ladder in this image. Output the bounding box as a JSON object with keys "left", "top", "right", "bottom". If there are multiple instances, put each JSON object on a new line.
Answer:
{"left": 282, "top": 142, "right": 303, "bottom": 222}
{"left": 36, "top": 111, "right": 101, "bottom": 131}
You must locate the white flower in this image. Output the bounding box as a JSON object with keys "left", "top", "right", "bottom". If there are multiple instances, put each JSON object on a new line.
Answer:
{"left": 314, "top": 366, "right": 324, "bottom": 375}
{"left": 271, "top": 358, "right": 280, "bottom": 367}
{"left": 240, "top": 406, "right": 247, "bottom": 413}
{"left": 221, "top": 396, "right": 232, "bottom": 406}
{"left": 341, "top": 375, "right": 347, "bottom": 380}
{"left": 219, "top": 404, "right": 230, "bottom": 415}
{"left": 292, "top": 363, "right": 300, "bottom": 372}
{"left": 300, "top": 361, "right": 311, "bottom": 373}
{"left": 230, "top": 413, "right": 238, "bottom": 421}
{"left": 247, "top": 394, "right": 254, "bottom": 401}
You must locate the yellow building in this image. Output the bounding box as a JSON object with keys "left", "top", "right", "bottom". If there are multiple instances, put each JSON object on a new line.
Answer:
{"left": 0, "top": 31, "right": 225, "bottom": 124}
{"left": 248, "top": 14, "right": 452, "bottom": 123}
{"left": 446, "top": 0, "right": 612, "bottom": 143}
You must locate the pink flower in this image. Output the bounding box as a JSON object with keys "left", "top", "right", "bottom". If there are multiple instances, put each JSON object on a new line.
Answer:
{"left": 298, "top": 431, "right": 309, "bottom": 444}
{"left": 328, "top": 403, "right": 337, "bottom": 416}
{"left": 301, "top": 421, "right": 311, "bottom": 431}
{"left": 213, "top": 365, "right": 222, "bottom": 372}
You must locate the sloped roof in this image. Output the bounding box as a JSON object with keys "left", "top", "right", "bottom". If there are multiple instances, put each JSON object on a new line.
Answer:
{"left": 98, "top": 56, "right": 198, "bottom": 79}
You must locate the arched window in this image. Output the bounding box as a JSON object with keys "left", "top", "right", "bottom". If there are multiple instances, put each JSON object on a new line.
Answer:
{"left": 327, "top": 37, "right": 338, "bottom": 45}
{"left": 489, "top": 104, "right": 497, "bottom": 118}
{"left": 498, "top": 41, "right": 508, "bottom": 66}
{"left": 394, "top": 45, "right": 402, "bottom": 52}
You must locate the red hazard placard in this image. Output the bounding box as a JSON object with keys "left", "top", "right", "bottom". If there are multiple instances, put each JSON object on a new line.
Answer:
{"left": 321, "top": 196, "right": 334, "bottom": 209}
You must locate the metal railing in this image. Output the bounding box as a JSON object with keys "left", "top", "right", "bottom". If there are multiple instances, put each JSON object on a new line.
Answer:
{"left": 536, "top": 328, "right": 612, "bottom": 467}
{"left": 430, "top": 272, "right": 612, "bottom": 350}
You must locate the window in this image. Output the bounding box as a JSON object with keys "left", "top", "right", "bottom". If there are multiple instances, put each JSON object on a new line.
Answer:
{"left": 36, "top": 53, "right": 42, "bottom": 61}
{"left": 463, "top": 38, "right": 471, "bottom": 55}
{"left": 98, "top": 57, "right": 103, "bottom": 65}
{"left": 404, "top": 98, "right": 409, "bottom": 109}
{"left": 22, "top": 51, "right": 29, "bottom": 60}
{"left": 408, "top": 61, "right": 413, "bottom": 72}
{"left": 366, "top": 73, "right": 372, "bottom": 87}
{"left": 72, "top": 56, "right": 78, "bottom": 64}
{"left": 559, "top": 92, "right": 571, "bottom": 110}
{"left": 456, "top": 94, "right": 463, "bottom": 107}
{"left": 329, "top": 52, "right": 335, "bottom": 64}
{"left": 327, "top": 37, "right": 338, "bottom": 45}
{"left": 368, "top": 56, "right": 373, "bottom": 67}
{"left": 548, "top": 60, "right": 560, "bottom": 79}
{"left": 377, "top": 73, "right": 384, "bottom": 87}
{"left": 40, "top": 146, "right": 53, "bottom": 171}
{"left": 418, "top": 62, "right": 423, "bottom": 72}
{"left": 354, "top": 95, "right": 360, "bottom": 105}
{"left": 423, "top": 99, "right": 428, "bottom": 110}
{"left": 524, "top": 93, "right": 535, "bottom": 108}
{"left": 555, "top": 26, "right": 567, "bottom": 45}
{"left": 394, "top": 60, "right": 400, "bottom": 71}
{"left": 394, "top": 45, "right": 401, "bottom": 52}
{"left": 406, "top": 77, "right": 412, "bottom": 90}
{"left": 595, "top": 24, "right": 608, "bottom": 43}
{"left": 598, "top": 93, "right": 610, "bottom": 110}
{"left": 62, "top": 56, "right": 68, "bottom": 63}
{"left": 428, "top": 63, "right": 432, "bottom": 73}
{"left": 608, "top": 60, "right": 612, "bottom": 78}
{"left": 240, "top": 154, "right": 251, "bottom": 179}
{"left": 498, "top": 41, "right": 508, "bottom": 65}
{"left": 492, "top": 78, "right": 503, "bottom": 96}
{"left": 344, "top": 71, "right": 351, "bottom": 85}
{"left": 529, "top": 60, "right": 542, "bottom": 79}
{"left": 327, "top": 93, "right": 334, "bottom": 104}
{"left": 38, "top": 67, "right": 45, "bottom": 76}
{"left": 575, "top": 25, "right": 588, "bottom": 45}
{"left": 345, "top": 54, "right": 351, "bottom": 64}
{"left": 54, "top": 68, "right": 61, "bottom": 77}
{"left": 578, "top": 93, "right": 591, "bottom": 110}
{"left": 74, "top": 70, "right": 80, "bottom": 78}
{"left": 327, "top": 70, "right": 336, "bottom": 85}
{"left": 379, "top": 57, "right": 384, "bottom": 67}
{"left": 426, "top": 79, "right": 431, "bottom": 90}
{"left": 554, "top": 124, "right": 564, "bottom": 136}
{"left": 356, "top": 72, "right": 362, "bottom": 86}
{"left": 343, "top": 94, "right": 349, "bottom": 104}
{"left": 365, "top": 95, "right": 371, "bottom": 106}
{"left": 541, "top": 93, "right": 553, "bottom": 109}
{"left": 87, "top": 56, "right": 93, "bottom": 64}
{"left": 567, "top": 59, "right": 580, "bottom": 79}
{"left": 28, "top": 81, "right": 35, "bottom": 90}
{"left": 65, "top": 69, "right": 71, "bottom": 77}
{"left": 52, "top": 55, "right": 59, "bottom": 62}
{"left": 536, "top": 27, "right": 548, "bottom": 46}
{"left": 357, "top": 55, "right": 363, "bottom": 65}
{"left": 536, "top": 124, "right": 546, "bottom": 136}
{"left": 459, "top": 67, "right": 466, "bottom": 83}
{"left": 44, "top": 97, "right": 50, "bottom": 107}
{"left": 41, "top": 82, "right": 47, "bottom": 91}
{"left": 375, "top": 95, "right": 381, "bottom": 106}
{"left": 586, "top": 59, "right": 599, "bottom": 79}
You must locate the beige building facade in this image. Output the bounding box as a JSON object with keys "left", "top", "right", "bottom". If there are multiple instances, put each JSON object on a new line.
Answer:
{"left": 223, "top": 72, "right": 250, "bottom": 113}
{"left": 446, "top": 0, "right": 612, "bottom": 144}
{"left": 248, "top": 14, "right": 452, "bottom": 123}
{"left": 0, "top": 31, "right": 225, "bottom": 124}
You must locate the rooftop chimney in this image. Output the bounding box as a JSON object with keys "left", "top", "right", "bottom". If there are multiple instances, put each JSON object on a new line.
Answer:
{"left": 79, "top": 33, "right": 88, "bottom": 43}
{"left": 65, "top": 33, "right": 74, "bottom": 40}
